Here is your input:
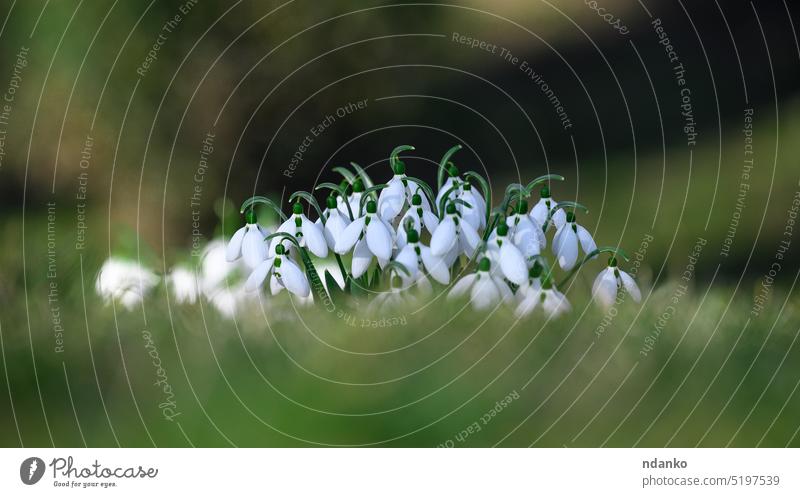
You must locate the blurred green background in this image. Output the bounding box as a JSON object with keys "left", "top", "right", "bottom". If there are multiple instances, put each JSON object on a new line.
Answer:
{"left": 0, "top": 0, "right": 799, "bottom": 447}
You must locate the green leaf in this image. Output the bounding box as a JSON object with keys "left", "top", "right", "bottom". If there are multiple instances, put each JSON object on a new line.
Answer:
{"left": 350, "top": 162, "right": 374, "bottom": 188}
{"left": 333, "top": 167, "right": 357, "bottom": 184}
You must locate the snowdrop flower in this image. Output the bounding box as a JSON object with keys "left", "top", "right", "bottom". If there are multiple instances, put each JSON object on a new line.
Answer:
{"left": 397, "top": 193, "right": 439, "bottom": 248}
{"left": 271, "top": 202, "right": 328, "bottom": 258}
{"left": 368, "top": 273, "right": 413, "bottom": 312}
{"left": 457, "top": 183, "right": 486, "bottom": 230}
{"left": 226, "top": 210, "right": 270, "bottom": 269}
{"left": 506, "top": 199, "right": 546, "bottom": 255}
{"left": 334, "top": 200, "right": 394, "bottom": 278}
{"left": 168, "top": 266, "right": 199, "bottom": 304}
{"left": 95, "top": 257, "right": 159, "bottom": 310}
{"left": 552, "top": 211, "right": 597, "bottom": 270}
{"left": 530, "top": 185, "right": 566, "bottom": 231}
{"left": 485, "top": 221, "right": 529, "bottom": 286}
{"left": 393, "top": 228, "right": 450, "bottom": 292}
{"left": 592, "top": 257, "right": 641, "bottom": 308}
{"left": 515, "top": 274, "right": 571, "bottom": 318}
{"left": 245, "top": 244, "right": 310, "bottom": 297}
{"left": 315, "top": 195, "right": 350, "bottom": 250}
{"left": 435, "top": 163, "right": 462, "bottom": 208}
{"left": 338, "top": 178, "right": 364, "bottom": 219}
{"left": 447, "top": 257, "right": 512, "bottom": 311}
{"left": 430, "top": 203, "right": 481, "bottom": 264}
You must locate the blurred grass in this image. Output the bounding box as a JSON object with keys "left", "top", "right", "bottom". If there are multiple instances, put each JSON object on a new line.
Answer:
{"left": 1, "top": 217, "right": 798, "bottom": 447}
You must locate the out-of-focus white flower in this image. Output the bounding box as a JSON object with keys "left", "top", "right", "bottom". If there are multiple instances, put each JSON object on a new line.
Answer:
{"left": 530, "top": 185, "right": 566, "bottom": 231}
{"left": 515, "top": 277, "right": 570, "bottom": 318}
{"left": 592, "top": 258, "right": 641, "bottom": 308}
{"left": 447, "top": 257, "right": 512, "bottom": 311}
{"left": 168, "top": 266, "right": 199, "bottom": 304}
{"left": 245, "top": 244, "right": 310, "bottom": 297}
{"left": 271, "top": 203, "right": 328, "bottom": 258}
{"left": 368, "top": 272, "right": 413, "bottom": 312}
{"left": 396, "top": 193, "right": 438, "bottom": 248}
{"left": 552, "top": 212, "right": 597, "bottom": 270}
{"left": 95, "top": 258, "right": 159, "bottom": 310}
{"left": 430, "top": 202, "right": 481, "bottom": 264}
{"left": 315, "top": 196, "right": 351, "bottom": 251}
{"left": 334, "top": 200, "right": 394, "bottom": 278}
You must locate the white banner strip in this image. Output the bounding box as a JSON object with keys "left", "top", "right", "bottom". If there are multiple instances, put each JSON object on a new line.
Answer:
{"left": 1, "top": 448, "right": 797, "bottom": 495}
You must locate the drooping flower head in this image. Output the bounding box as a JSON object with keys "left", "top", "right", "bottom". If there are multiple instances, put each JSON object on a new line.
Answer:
{"left": 448, "top": 257, "right": 512, "bottom": 311}
{"left": 530, "top": 185, "right": 566, "bottom": 232}
{"left": 245, "top": 243, "right": 310, "bottom": 297}
{"left": 271, "top": 202, "right": 328, "bottom": 258}
{"left": 316, "top": 195, "right": 351, "bottom": 250}
{"left": 592, "top": 256, "right": 641, "bottom": 308}
{"left": 334, "top": 200, "right": 394, "bottom": 278}
{"left": 393, "top": 228, "right": 450, "bottom": 293}
{"left": 226, "top": 209, "right": 270, "bottom": 269}
{"left": 552, "top": 211, "right": 597, "bottom": 270}
{"left": 430, "top": 202, "right": 481, "bottom": 265}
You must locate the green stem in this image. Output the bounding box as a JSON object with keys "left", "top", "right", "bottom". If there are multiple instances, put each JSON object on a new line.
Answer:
{"left": 240, "top": 196, "right": 287, "bottom": 221}
{"left": 437, "top": 144, "right": 462, "bottom": 190}
{"left": 358, "top": 183, "right": 389, "bottom": 215}
{"left": 464, "top": 170, "right": 492, "bottom": 227}
{"left": 289, "top": 191, "right": 326, "bottom": 223}
{"left": 525, "top": 174, "right": 565, "bottom": 192}
{"left": 350, "top": 162, "right": 374, "bottom": 188}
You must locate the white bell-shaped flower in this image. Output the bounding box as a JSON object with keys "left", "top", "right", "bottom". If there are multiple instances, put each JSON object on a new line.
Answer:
{"left": 378, "top": 174, "right": 408, "bottom": 221}
{"left": 430, "top": 203, "right": 481, "bottom": 262}
{"left": 271, "top": 202, "right": 328, "bottom": 258}
{"left": 447, "top": 257, "right": 513, "bottom": 311}
{"left": 506, "top": 199, "right": 546, "bottom": 254}
{"left": 368, "top": 272, "right": 414, "bottom": 312}
{"left": 457, "top": 183, "right": 486, "bottom": 230}
{"left": 337, "top": 178, "right": 364, "bottom": 219}
{"left": 315, "top": 195, "right": 351, "bottom": 250}
{"left": 485, "top": 221, "right": 529, "bottom": 286}
{"left": 334, "top": 200, "right": 394, "bottom": 278}
{"left": 530, "top": 185, "right": 566, "bottom": 231}
{"left": 552, "top": 211, "right": 597, "bottom": 270}
{"left": 168, "top": 266, "right": 199, "bottom": 304}
{"left": 515, "top": 274, "right": 571, "bottom": 318}
{"left": 393, "top": 228, "right": 451, "bottom": 286}
{"left": 95, "top": 257, "right": 159, "bottom": 310}
{"left": 245, "top": 244, "right": 310, "bottom": 297}
{"left": 397, "top": 192, "right": 439, "bottom": 248}
{"left": 592, "top": 257, "right": 641, "bottom": 308}
{"left": 226, "top": 210, "right": 270, "bottom": 269}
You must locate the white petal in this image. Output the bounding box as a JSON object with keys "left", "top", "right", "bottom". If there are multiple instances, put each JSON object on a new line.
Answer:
{"left": 470, "top": 276, "right": 500, "bottom": 310}
{"left": 270, "top": 218, "right": 297, "bottom": 255}
{"left": 245, "top": 258, "right": 275, "bottom": 292}
{"left": 493, "top": 276, "right": 514, "bottom": 301}
{"left": 436, "top": 177, "right": 456, "bottom": 206}
{"left": 515, "top": 294, "right": 539, "bottom": 317}
{"left": 302, "top": 216, "right": 329, "bottom": 258}
{"left": 280, "top": 257, "right": 310, "bottom": 297}
{"left": 225, "top": 226, "right": 247, "bottom": 261}
{"left": 514, "top": 228, "right": 541, "bottom": 259}
{"left": 556, "top": 230, "right": 579, "bottom": 270}
{"left": 422, "top": 210, "right": 439, "bottom": 233}
{"left": 552, "top": 208, "right": 567, "bottom": 229}
{"left": 378, "top": 176, "right": 405, "bottom": 220}
{"left": 269, "top": 274, "right": 282, "bottom": 295}
{"left": 619, "top": 270, "right": 642, "bottom": 302}
{"left": 499, "top": 242, "right": 528, "bottom": 285}
{"left": 576, "top": 225, "right": 597, "bottom": 256}
{"left": 242, "top": 227, "right": 268, "bottom": 268}
{"left": 394, "top": 244, "right": 420, "bottom": 279}
{"left": 448, "top": 274, "right": 476, "bottom": 299}
{"left": 430, "top": 216, "right": 457, "bottom": 256}
{"left": 458, "top": 220, "right": 481, "bottom": 258}
{"left": 334, "top": 216, "right": 366, "bottom": 254}
{"left": 351, "top": 238, "right": 373, "bottom": 278}
{"left": 592, "top": 268, "right": 618, "bottom": 308}
{"left": 366, "top": 218, "right": 393, "bottom": 260}
{"left": 420, "top": 246, "right": 450, "bottom": 284}
{"left": 324, "top": 211, "right": 349, "bottom": 249}
{"left": 530, "top": 199, "right": 549, "bottom": 226}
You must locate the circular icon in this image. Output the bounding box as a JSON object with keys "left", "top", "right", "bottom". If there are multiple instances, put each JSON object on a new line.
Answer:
{"left": 20, "top": 457, "right": 45, "bottom": 485}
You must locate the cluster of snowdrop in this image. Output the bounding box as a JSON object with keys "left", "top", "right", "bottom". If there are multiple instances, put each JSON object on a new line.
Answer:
{"left": 223, "top": 145, "right": 642, "bottom": 318}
